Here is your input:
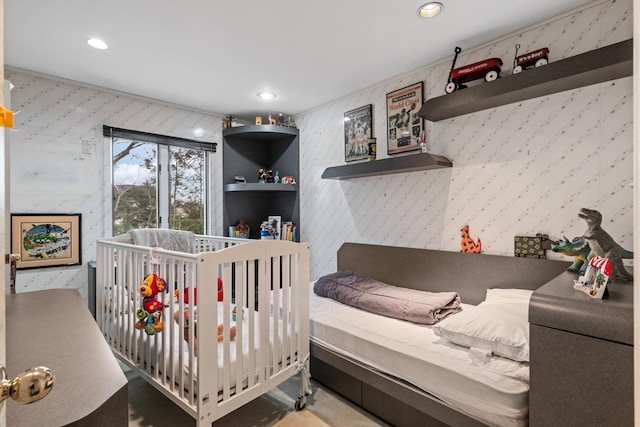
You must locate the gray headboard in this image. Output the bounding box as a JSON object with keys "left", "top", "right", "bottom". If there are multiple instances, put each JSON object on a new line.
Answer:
{"left": 337, "top": 243, "right": 571, "bottom": 305}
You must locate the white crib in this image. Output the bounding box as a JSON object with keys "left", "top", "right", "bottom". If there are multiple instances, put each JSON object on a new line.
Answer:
{"left": 96, "top": 234, "right": 310, "bottom": 426}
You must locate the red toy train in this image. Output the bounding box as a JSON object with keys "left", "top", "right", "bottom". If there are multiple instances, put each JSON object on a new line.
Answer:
{"left": 445, "top": 47, "right": 503, "bottom": 94}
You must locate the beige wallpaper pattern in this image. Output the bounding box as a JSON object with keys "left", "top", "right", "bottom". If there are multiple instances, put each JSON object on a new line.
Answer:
{"left": 5, "top": 0, "right": 634, "bottom": 297}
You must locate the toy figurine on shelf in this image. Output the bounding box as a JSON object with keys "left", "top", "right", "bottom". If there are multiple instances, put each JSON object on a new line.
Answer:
{"left": 281, "top": 175, "right": 296, "bottom": 184}
{"left": 284, "top": 116, "right": 297, "bottom": 128}
{"left": 260, "top": 221, "right": 276, "bottom": 239}
{"left": 222, "top": 115, "right": 237, "bottom": 129}
{"left": 274, "top": 171, "right": 280, "bottom": 183}
{"left": 258, "top": 168, "right": 273, "bottom": 183}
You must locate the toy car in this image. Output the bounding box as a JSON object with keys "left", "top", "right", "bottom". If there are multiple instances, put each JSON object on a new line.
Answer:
{"left": 445, "top": 47, "right": 503, "bottom": 94}
{"left": 512, "top": 45, "right": 549, "bottom": 74}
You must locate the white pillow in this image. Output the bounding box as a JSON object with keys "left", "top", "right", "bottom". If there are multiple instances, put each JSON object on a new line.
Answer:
{"left": 484, "top": 288, "right": 533, "bottom": 305}
{"left": 433, "top": 289, "right": 533, "bottom": 362}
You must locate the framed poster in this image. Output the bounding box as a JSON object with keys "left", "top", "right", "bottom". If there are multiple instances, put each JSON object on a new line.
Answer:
{"left": 11, "top": 213, "right": 82, "bottom": 269}
{"left": 344, "top": 104, "right": 373, "bottom": 162}
{"left": 386, "top": 82, "right": 424, "bottom": 155}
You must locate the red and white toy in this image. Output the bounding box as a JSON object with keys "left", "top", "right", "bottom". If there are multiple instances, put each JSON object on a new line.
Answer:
{"left": 512, "top": 45, "right": 549, "bottom": 74}
{"left": 174, "top": 278, "right": 224, "bottom": 304}
{"left": 445, "top": 47, "right": 503, "bottom": 94}
{"left": 135, "top": 273, "right": 167, "bottom": 335}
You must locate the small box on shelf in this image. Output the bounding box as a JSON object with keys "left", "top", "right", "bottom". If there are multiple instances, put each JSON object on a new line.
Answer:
{"left": 229, "top": 219, "right": 250, "bottom": 238}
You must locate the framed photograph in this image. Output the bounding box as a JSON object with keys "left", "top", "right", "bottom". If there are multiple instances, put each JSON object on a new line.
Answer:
{"left": 386, "top": 82, "right": 424, "bottom": 155}
{"left": 344, "top": 104, "right": 373, "bottom": 162}
{"left": 267, "top": 215, "right": 282, "bottom": 240}
{"left": 11, "top": 213, "right": 82, "bottom": 269}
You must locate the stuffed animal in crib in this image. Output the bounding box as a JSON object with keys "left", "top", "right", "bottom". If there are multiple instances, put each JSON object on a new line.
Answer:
{"left": 174, "top": 278, "right": 224, "bottom": 305}
{"left": 460, "top": 225, "right": 482, "bottom": 254}
{"left": 173, "top": 309, "right": 237, "bottom": 352}
{"left": 135, "top": 273, "right": 167, "bottom": 335}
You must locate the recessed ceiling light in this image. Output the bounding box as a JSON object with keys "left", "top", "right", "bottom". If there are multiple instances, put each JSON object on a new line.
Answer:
{"left": 417, "top": 2, "right": 443, "bottom": 18}
{"left": 193, "top": 128, "right": 205, "bottom": 137}
{"left": 87, "top": 38, "right": 108, "bottom": 50}
{"left": 257, "top": 92, "right": 276, "bottom": 101}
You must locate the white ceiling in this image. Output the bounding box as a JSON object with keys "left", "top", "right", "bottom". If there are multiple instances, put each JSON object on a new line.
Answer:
{"left": 6, "top": 0, "right": 594, "bottom": 120}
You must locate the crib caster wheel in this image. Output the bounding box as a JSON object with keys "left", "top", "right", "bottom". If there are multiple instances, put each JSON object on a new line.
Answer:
{"left": 295, "top": 394, "right": 307, "bottom": 411}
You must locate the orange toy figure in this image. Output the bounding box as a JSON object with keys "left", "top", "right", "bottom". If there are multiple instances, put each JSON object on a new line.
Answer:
{"left": 460, "top": 225, "right": 482, "bottom": 254}
{"left": 135, "top": 273, "right": 167, "bottom": 335}
{"left": 174, "top": 309, "right": 236, "bottom": 352}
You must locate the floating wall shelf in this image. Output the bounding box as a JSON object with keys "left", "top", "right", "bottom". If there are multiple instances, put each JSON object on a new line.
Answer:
{"left": 418, "top": 38, "right": 632, "bottom": 122}
{"left": 321, "top": 153, "right": 452, "bottom": 180}
{"left": 224, "top": 183, "right": 298, "bottom": 192}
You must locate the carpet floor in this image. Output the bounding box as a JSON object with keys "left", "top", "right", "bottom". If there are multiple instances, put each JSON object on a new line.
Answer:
{"left": 124, "top": 364, "right": 389, "bottom": 427}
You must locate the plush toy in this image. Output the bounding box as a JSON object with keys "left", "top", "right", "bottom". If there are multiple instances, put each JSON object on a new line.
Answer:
{"left": 135, "top": 273, "right": 166, "bottom": 335}
{"left": 174, "top": 278, "right": 224, "bottom": 304}
{"left": 173, "top": 309, "right": 237, "bottom": 352}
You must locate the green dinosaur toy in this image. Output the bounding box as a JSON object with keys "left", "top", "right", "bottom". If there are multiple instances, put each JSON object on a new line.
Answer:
{"left": 551, "top": 236, "right": 591, "bottom": 273}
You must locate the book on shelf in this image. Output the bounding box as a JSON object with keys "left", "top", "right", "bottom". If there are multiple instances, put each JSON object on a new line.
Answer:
{"left": 281, "top": 221, "right": 297, "bottom": 241}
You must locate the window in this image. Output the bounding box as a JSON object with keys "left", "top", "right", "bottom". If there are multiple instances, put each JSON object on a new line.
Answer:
{"left": 105, "top": 126, "right": 216, "bottom": 236}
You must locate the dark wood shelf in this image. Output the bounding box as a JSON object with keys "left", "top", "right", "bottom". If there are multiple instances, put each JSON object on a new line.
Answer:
{"left": 321, "top": 153, "right": 452, "bottom": 180}
{"left": 224, "top": 183, "right": 298, "bottom": 192}
{"left": 223, "top": 124, "right": 298, "bottom": 140}
{"left": 418, "top": 39, "right": 632, "bottom": 122}
{"left": 223, "top": 125, "right": 300, "bottom": 240}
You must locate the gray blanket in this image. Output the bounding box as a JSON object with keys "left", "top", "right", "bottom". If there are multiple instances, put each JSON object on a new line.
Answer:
{"left": 129, "top": 228, "right": 195, "bottom": 253}
{"left": 314, "top": 271, "right": 461, "bottom": 325}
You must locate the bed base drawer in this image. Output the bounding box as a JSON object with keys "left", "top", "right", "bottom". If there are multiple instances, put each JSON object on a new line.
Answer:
{"left": 310, "top": 343, "right": 484, "bottom": 427}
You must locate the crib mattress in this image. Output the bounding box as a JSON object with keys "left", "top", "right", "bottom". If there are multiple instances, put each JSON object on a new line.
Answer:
{"left": 309, "top": 288, "right": 530, "bottom": 427}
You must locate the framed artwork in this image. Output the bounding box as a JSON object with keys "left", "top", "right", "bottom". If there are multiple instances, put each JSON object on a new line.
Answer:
{"left": 344, "top": 104, "right": 373, "bottom": 162}
{"left": 267, "top": 215, "right": 282, "bottom": 240}
{"left": 386, "top": 82, "right": 424, "bottom": 155}
{"left": 11, "top": 213, "right": 82, "bottom": 269}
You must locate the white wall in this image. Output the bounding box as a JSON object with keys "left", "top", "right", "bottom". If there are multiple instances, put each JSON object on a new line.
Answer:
{"left": 5, "top": 0, "right": 633, "bottom": 299}
{"left": 5, "top": 72, "right": 223, "bottom": 300}
{"left": 296, "top": 0, "right": 634, "bottom": 280}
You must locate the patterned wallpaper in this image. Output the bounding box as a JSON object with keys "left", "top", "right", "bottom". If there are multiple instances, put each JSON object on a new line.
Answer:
{"left": 6, "top": 73, "right": 223, "bottom": 299}
{"left": 297, "top": 0, "right": 634, "bottom": 280}
{"left": 5, "top": 0, "right": 633, "bottom": 299}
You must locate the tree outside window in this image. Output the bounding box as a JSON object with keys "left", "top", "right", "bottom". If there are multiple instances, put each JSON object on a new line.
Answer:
{"left": 113, "top": 138, "right": 206, "bottom": 236}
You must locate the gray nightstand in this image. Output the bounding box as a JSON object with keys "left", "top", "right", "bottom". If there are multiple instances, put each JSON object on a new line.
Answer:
{"left": 529, "top": 271, "right": 633, "bottom": 426}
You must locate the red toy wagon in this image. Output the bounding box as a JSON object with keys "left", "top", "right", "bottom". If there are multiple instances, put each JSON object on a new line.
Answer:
{"left": 512, "top": 45, "right": 549, "bottom": 74}
{"left": 445, "top": 47, "right": 503, "bottom": 94}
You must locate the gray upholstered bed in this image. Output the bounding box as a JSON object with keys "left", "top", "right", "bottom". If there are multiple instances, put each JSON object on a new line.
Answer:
{"left": 310, "top": 242, "right": 570, "bottom": 427}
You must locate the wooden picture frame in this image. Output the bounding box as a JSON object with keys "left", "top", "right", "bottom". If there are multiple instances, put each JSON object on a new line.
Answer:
{"left": 344, "top": 104, "right": 373, "bottom": 162}
{"left": 11, "top": 213, "right": 82, "bottom": 269}
{"left": 386, "top": 82, "right": 424, "bottom": 155}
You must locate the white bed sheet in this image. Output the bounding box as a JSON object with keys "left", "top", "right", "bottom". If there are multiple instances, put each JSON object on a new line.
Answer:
{"left": 309, "top": 287, "right": 530, "bottom": 427}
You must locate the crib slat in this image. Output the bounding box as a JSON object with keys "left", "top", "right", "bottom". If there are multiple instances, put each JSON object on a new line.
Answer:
{"left": 247, "top": 259, "right": 256, "bottom": 389}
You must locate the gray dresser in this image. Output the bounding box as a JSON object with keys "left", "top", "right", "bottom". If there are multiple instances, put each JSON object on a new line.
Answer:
{"left": 529, "top": 271, "right": 633, "bottom": 426}
{"left": 6, "top": 289, "right": 128, "bottom": 426}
